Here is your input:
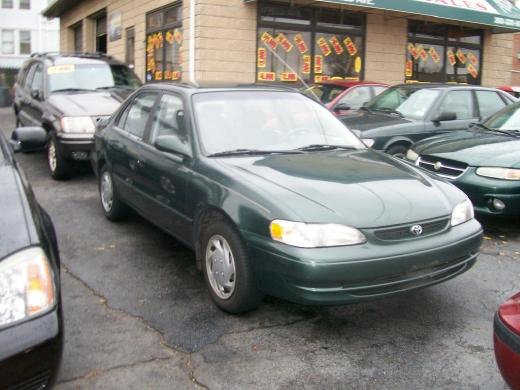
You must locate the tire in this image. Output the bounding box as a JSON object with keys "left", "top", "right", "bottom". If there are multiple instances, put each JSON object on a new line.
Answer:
{"left": 47, "top": 134, "right": 71, "bottom": 180}
{"left": 201, "top": 218, "right": 262, "bottom": 313}
{"left": 99, "top": 166, "right": 129, "bottom": 221}
{"left": 386, "top": 144, "right": 409, "bottom": 159}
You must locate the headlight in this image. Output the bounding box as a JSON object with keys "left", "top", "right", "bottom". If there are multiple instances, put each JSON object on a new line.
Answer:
{"left": 406, "top": 149, "right": 419, "bottom": 162}
{"left": 451, "top": 199, "right": 474, "bottom": 227}
{"left": 0, "top": 247, "right": 56, "bottom": 328}
{"left": 476, "top": 167, "right": 520, "bottom": 181}
{"left": 60, "top": 116, "right": 95, "bottom": 133}
{"left": 361, "top": 139, "right": 375, "bottom": 148}
{"left": 269, "top": 220, "right": 366, "bottom": 248}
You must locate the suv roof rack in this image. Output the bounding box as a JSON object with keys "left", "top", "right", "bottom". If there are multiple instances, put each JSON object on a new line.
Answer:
{"left": 30, "top": 52, "right": 113, "bottom": 60}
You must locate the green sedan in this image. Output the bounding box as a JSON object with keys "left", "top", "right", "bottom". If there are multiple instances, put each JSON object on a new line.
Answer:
{"left": 92, "top": 83, "right": 482, "bottom": 313}
{"left": 407, "top": 102, "right": 520, "bottom": 217}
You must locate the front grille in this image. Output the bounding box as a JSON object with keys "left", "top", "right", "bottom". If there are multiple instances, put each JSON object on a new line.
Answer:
{"left": 373, "top": 217, "right": 450, "bottom": 241}
{"left": 417, "top": 155, "right": 468, "bottom": 179}
{"left": 8, "top": 370, "right": 51, "bottom": 390}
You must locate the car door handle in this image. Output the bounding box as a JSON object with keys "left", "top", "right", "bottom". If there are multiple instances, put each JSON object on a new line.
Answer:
{"left": 129, "top": 159, "right": 144, "bottom": 171}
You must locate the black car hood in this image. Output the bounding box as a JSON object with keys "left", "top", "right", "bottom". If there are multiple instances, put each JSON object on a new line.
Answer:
{"left": 339, "top": 110, "right": 413, "bottom": 132}
{"left": 48, "top": 89, "right": 130, "bottom": 117}
{"left": 413, "top": 130, "right": 520, "bottom": 168}
{"left": 0, "top": 165, "right": 34, "bottom": 259}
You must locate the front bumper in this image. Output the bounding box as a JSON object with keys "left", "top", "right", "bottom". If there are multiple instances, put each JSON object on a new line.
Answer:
{"left": 494, "top": 313, "right": 520, "bottom": 390}
{"left": 56, "top": 136, "right": 94, "bottom": 161}
{"left": 245, "top": 219, "right": 482, "bottom": 305}
{"left": 0, "top": 305, "right": 63, "bottom": 389}
{"left": 447, "top": 168, "right": 520, "bottom": 217}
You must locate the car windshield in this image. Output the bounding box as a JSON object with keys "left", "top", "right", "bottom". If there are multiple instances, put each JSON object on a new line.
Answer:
{"left": 484, "top": 103, "right": 520, "bottom": 132}
{"left": 193, "top": 91, "right": 365, "bottom": 155}
{"left": 303, "top": 84, "right": 347, "bottom": 104}
{"left": 48, "top": 63, "right": 142, "bottom": 92}
{"left": 367, "top": 87, "right": 440, "bottom": 120}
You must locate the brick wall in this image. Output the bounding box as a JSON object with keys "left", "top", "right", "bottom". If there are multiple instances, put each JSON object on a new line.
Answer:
{"left": 481, "top": 31, "right": 513, "bottom": 87}
{"left": 510, "top": 33, "right": 520, "bottom": 85}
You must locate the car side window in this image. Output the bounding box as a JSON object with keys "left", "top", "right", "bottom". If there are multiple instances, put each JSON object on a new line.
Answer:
{"left": 119, "top": 93, "right": 157, "bottom": 139}
{"left": 337, "top": 86, "right": 371, "bottom": 109}
{"left": 437, "top": 91, "right": 475, "bottom": 120}
{"left": 150, "top": 94, "right": 187, "bottom": 142}
{"left": 30, "top": 64, "right": 43, "bottom": 94}
{"left": 23, "top": 63, "right": 37, "bottom": 90}
{"left": 373, "top": 86, "right": 387, "bottom": 97}
{"left": 476, "top": 91, "right": 507, "bottom": 119}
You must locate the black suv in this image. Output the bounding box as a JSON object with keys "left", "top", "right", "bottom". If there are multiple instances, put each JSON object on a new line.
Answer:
{"left": 13, "top": 52, "right": 142, "bottom": 180}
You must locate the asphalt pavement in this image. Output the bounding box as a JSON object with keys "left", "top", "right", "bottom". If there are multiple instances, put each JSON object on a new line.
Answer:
{"left": 1, "top": 107, "right": 518, "bottom": 389}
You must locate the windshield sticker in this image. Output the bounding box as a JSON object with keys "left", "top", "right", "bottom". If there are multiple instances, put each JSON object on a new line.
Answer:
{"left": 258, "top": 72, "right": 275, "bottom": 82}
{"left": 408, "top": 43, "right": 420, "bottom": 60}
{"left": 467, "top": 51, "right": 479, "bottom": 65}
{"left": 261, "top": 32, "right": 277, "bottom": 50}
{"left": 329, "top": 36, "right": 344, "bottom": 55}
{"left": 174, "top": 28, "right": 182, "bottom": 44}
{"left": 294, "top": 34, "right": 308, "bottom": 54}
{"left": 302, "top": 55, "right": 311, "bottom": 75}
{"left": 314, "top": 75, "right": 330, "bottom": 83}
{"left": 257, "top": 48, "right": 267, "bottom": 68}
{"left": 354, "top": 56, "right": 362, "bottom": 73}
{"left": 344, "top": 37, "right": 358, "bottom": 56}
{"left": 405, "top": 60, "right": 414, "bottom": 77}
{"left": 456, "top": 49, "right": 467, "bottom": 64}
{"left": 317, "top": 37, "right": 332, "bottom": 56}
{"left": 447, "top": 49, "right": 457, "bottom": 65}
{"left": 467, "top": 63, "right": 479, "bottom": 78}
{"left": 419, "top": 46, "right": 428, "bottom": 62}
{"left": 429, "top": 47, "right": 441, "bottom": 63}
{"left": 47, "top": 65, "right": 75, "bottom": 75}
{"left": 280, "top": 72, "right": 297, "bottom": 82}
{"left": 314, "top": 55, "right": 323, "bottom": 74}
{"left": 276, "top": 33, "right": 293, "bottom": 53}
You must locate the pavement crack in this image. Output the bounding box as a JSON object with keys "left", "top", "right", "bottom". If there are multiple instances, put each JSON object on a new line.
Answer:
{"left": 187, "top": 354, "right": 210, "bottom": 389}
{"left": 62, "top": 265, "right": 186, "bottom": 356}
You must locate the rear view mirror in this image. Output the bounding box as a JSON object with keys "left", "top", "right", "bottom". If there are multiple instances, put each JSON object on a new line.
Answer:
{"left": 155, "top": 134, "right": 192, "bottom": 158}
{"left": 432, "top": 112, "right": 457, "bottom": 123}
{"left": 10, "top": 127, "right": 47, "bottom": 153}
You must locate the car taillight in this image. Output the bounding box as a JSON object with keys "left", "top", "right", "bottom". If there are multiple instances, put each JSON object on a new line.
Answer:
{"left": 498, "top": 292, "right": 520, "bottom": 336}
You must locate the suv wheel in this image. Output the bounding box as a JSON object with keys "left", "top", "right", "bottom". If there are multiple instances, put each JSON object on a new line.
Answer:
{"left": 47, "top": 133, "right": 71, "bottom": 180}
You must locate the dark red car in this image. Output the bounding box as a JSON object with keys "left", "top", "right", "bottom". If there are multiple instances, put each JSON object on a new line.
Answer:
{"left": 497, "top": 86, "right": 520, "bottom": 99}
{"left": 305, "top": 80, "right": 388, "bottom": 115}
{"left": 494, "top": 292, "right": 520, "bottom": 390}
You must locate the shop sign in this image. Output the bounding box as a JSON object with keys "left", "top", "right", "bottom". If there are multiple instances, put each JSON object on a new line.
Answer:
{"left": 257, "top": 48, "right": 267, "bottom": 68}
{"left": 343, "top": 37, "right": 358, "bottom": 56}
{"left": 317, "top": 37, "right": 332, "bottom": 56}
{"left": 329, "top": 36, "right": 344, "bottom": 55}
{"left": 294, "top": 34, "right": 308, "bottom": 54}
{"left": 108, "top": 11, "right": 122, "bottom": 42}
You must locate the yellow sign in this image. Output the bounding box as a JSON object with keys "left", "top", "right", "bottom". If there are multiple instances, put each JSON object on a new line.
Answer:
{"left": 354, "top": 57, "right": 362, "bottom": 74}
{"left": 47, "top": 65, "right": 75, "bottom": 75}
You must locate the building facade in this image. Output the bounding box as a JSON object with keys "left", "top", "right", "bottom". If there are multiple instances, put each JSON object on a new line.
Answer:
{"left": 0, "top": 0, "right": 59, "bottom": 100}
{"left": 44, "top": 0, "right": 520, "bottom": 88}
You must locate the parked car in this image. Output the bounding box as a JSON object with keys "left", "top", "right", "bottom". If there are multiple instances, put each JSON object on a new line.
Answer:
{"left": 339, "top": 83, "right": 516, "bottom": 157}
{"left": 0, "top": 128, "right": 63, "bottom": 388}
{"left": 303, "top": 80, "right": 388, "bottom": 115}
{"left": 494, "top": 292, "right": 520, "bottom": 390}
{"left": 13, "top": 52, "right": 142, "bottom": 180}
{"left": 406, "top": 102, "right": 520, "bottom": 217}
{"left": 92, "top": 83, "right": 482, "bottom": 314}
{"left": 498, "top": 85, "right": 520, "bottom": 99}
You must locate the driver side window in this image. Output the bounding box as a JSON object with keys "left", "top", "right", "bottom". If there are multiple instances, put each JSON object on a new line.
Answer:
{"left": 337, "top": 86, "right": 371, "bottom": 110}
{"left": 437, "top": 90, "right": 475, "bottom": 120}
{"left": 150, "top": 94, "right": 187, "bottom": 142}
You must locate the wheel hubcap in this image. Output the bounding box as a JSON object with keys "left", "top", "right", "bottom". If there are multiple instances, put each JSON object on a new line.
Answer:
{"left": 100, "top": 172, "right": 114, "bottom": 212}
{"left": 48, "top": 141, "right": 57, "bottom": 172}
{"left": 205, "top": 235, "right": 236, "bottom": 300}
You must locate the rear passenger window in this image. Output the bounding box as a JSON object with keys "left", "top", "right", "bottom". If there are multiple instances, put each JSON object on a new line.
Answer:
{"left": 119, "top": 93, "right": 157, "bottom": 139}
{"left": 437, "top": 91, "right": 475, "bottom": 120}
{"left": 476, "top": 91, "right": 506, "bottom": 119}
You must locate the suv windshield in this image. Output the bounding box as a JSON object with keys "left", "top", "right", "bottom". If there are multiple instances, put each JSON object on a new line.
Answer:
{"left": 367, "top": 87, "right": 440, "bottom": 120}
{"left": 485, "top": 103, "right": 520, "bottom": 131}
{"left": 48, "top": 63, "right": 141, "bottom": 92}
{"left": 193, "top": 91, "right": 365, "bottom": 155}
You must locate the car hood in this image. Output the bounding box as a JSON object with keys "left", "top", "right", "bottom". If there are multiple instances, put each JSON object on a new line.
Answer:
{"left": 48, "top": 90, "right": 129, "bottom": 117}
{"left": 413, "top": 130, "right": 520, "bottom": 168}
{"left": 339, "top": 110, "right": 413, "bottom": 132}
{"left": 217, "top": 150, "right": 464, "bottom": 228}
{"left": 0, "top": 165, "right": 33, "bottom": 258}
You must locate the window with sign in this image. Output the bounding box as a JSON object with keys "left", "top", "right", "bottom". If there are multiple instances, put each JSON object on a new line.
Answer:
{"left": 145, "top": 3, "right": 183, "bottom": 83}
{"left": 406, "top": 21, "right": 483, "bottom": 85}
{"left": 257, "top": 3, "right": 365, "bottom": 86}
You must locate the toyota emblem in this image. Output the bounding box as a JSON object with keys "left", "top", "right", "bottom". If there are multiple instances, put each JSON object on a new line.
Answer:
{"left": 433, "top": 161, "right": 443, "bottom": 171}
{"left": 410, "top": 225, "right": 423, "bottom": 236}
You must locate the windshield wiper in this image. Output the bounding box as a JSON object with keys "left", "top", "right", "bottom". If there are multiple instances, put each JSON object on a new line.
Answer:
{"left": 296, "top": 144, "right": 359, "bottom": 152}
{"left": 208, "top": 149, "right": 303, "bottom": 157}
{"left": 471, "top": 123, "right": 520, "bottom": 137}
{"left": 96, "top": 85, "right": 133, "bottom": 90}
{"left": 51, "top": 88, "right": 94, "bottom": 93}
{"left": 374, "top": 108, "right": 404, "bottom": 118}
{"left": 359, "top": 106, "right": 372, "bottom": 113}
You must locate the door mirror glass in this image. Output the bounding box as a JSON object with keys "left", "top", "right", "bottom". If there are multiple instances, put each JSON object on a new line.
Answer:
{"left": 10, "top": 126, "right": 47, "bottom": 153}
{"left": 334, "top": 103, "right": 351, "bottom": 112}
{"left": 155, "top": 134, "right": 191, "bottom": 158}
{"left": 30, "top": 89, "right": 42, "bottom": 100}
{"left": 432, "top": 111, "right": 457, "bottom": 122}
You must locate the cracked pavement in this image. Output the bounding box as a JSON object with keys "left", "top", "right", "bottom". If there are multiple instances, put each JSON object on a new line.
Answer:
{"left": 1, "top": 107, "right": 519, "bottom": 389}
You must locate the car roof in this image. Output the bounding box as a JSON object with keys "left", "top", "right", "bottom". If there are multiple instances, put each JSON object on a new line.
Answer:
{"left": 317, "top": 80, "right": 388, "bottom": 87}
{"left": 141, "top": 81, "right": 301, "bottom": 95}
{"left": 390, "top": 83, "right": 503, "bottom": 91}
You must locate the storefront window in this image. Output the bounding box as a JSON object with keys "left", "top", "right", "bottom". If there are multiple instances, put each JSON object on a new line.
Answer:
{"left": 257, "top": 3, "right": 365, "bottom": 86}
{"left": 406, "top": 21, "right": 482, "bottom": 85}
{"left": 146, "top": 3, "right": 182, "bottom": 82}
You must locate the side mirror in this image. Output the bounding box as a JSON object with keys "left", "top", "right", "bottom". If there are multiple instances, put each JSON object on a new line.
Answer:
{"left": 30, "top": 89, "right": 42, "bottom": 100}
{"left": 432, "top": 111, "right": 457, "bottom": 123}
{"left": 96, "top": 117, "right": 110, "bottom": 130}
{"left": 334, "top": 103, "right": 351, "bottom": 112}
{"left": 10, "top": 127, "right": 47, "bottom": 153}
{"left": 155, "top": 134, "right": 192, "bottom": 158}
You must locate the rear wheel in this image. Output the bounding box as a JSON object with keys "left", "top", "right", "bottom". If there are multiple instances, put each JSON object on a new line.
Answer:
{"left": 99, "top": 166, "right": 128, "bottom": 221}
{"left": 201, "top": 218, "right": 262, "bottom": 314}
{"left": 47, "top": 134, "right": 71, "bottom": 180}
{"left": 386, "top": 144, "right": 409, "bottom": 159}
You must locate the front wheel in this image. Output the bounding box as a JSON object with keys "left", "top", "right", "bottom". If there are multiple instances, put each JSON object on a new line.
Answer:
{"left": 202, "top": 219, "right": 262, "bottom": 314}
{"left": 99, "top": 166, "right": 129, "bottom": 221}
{"left": 47, "top": 134, "right": 71, "bottom": 180}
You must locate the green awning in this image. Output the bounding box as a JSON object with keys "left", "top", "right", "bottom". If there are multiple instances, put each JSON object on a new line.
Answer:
{"left": 248, "top": 0, "right": 520, "bottom": 32}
